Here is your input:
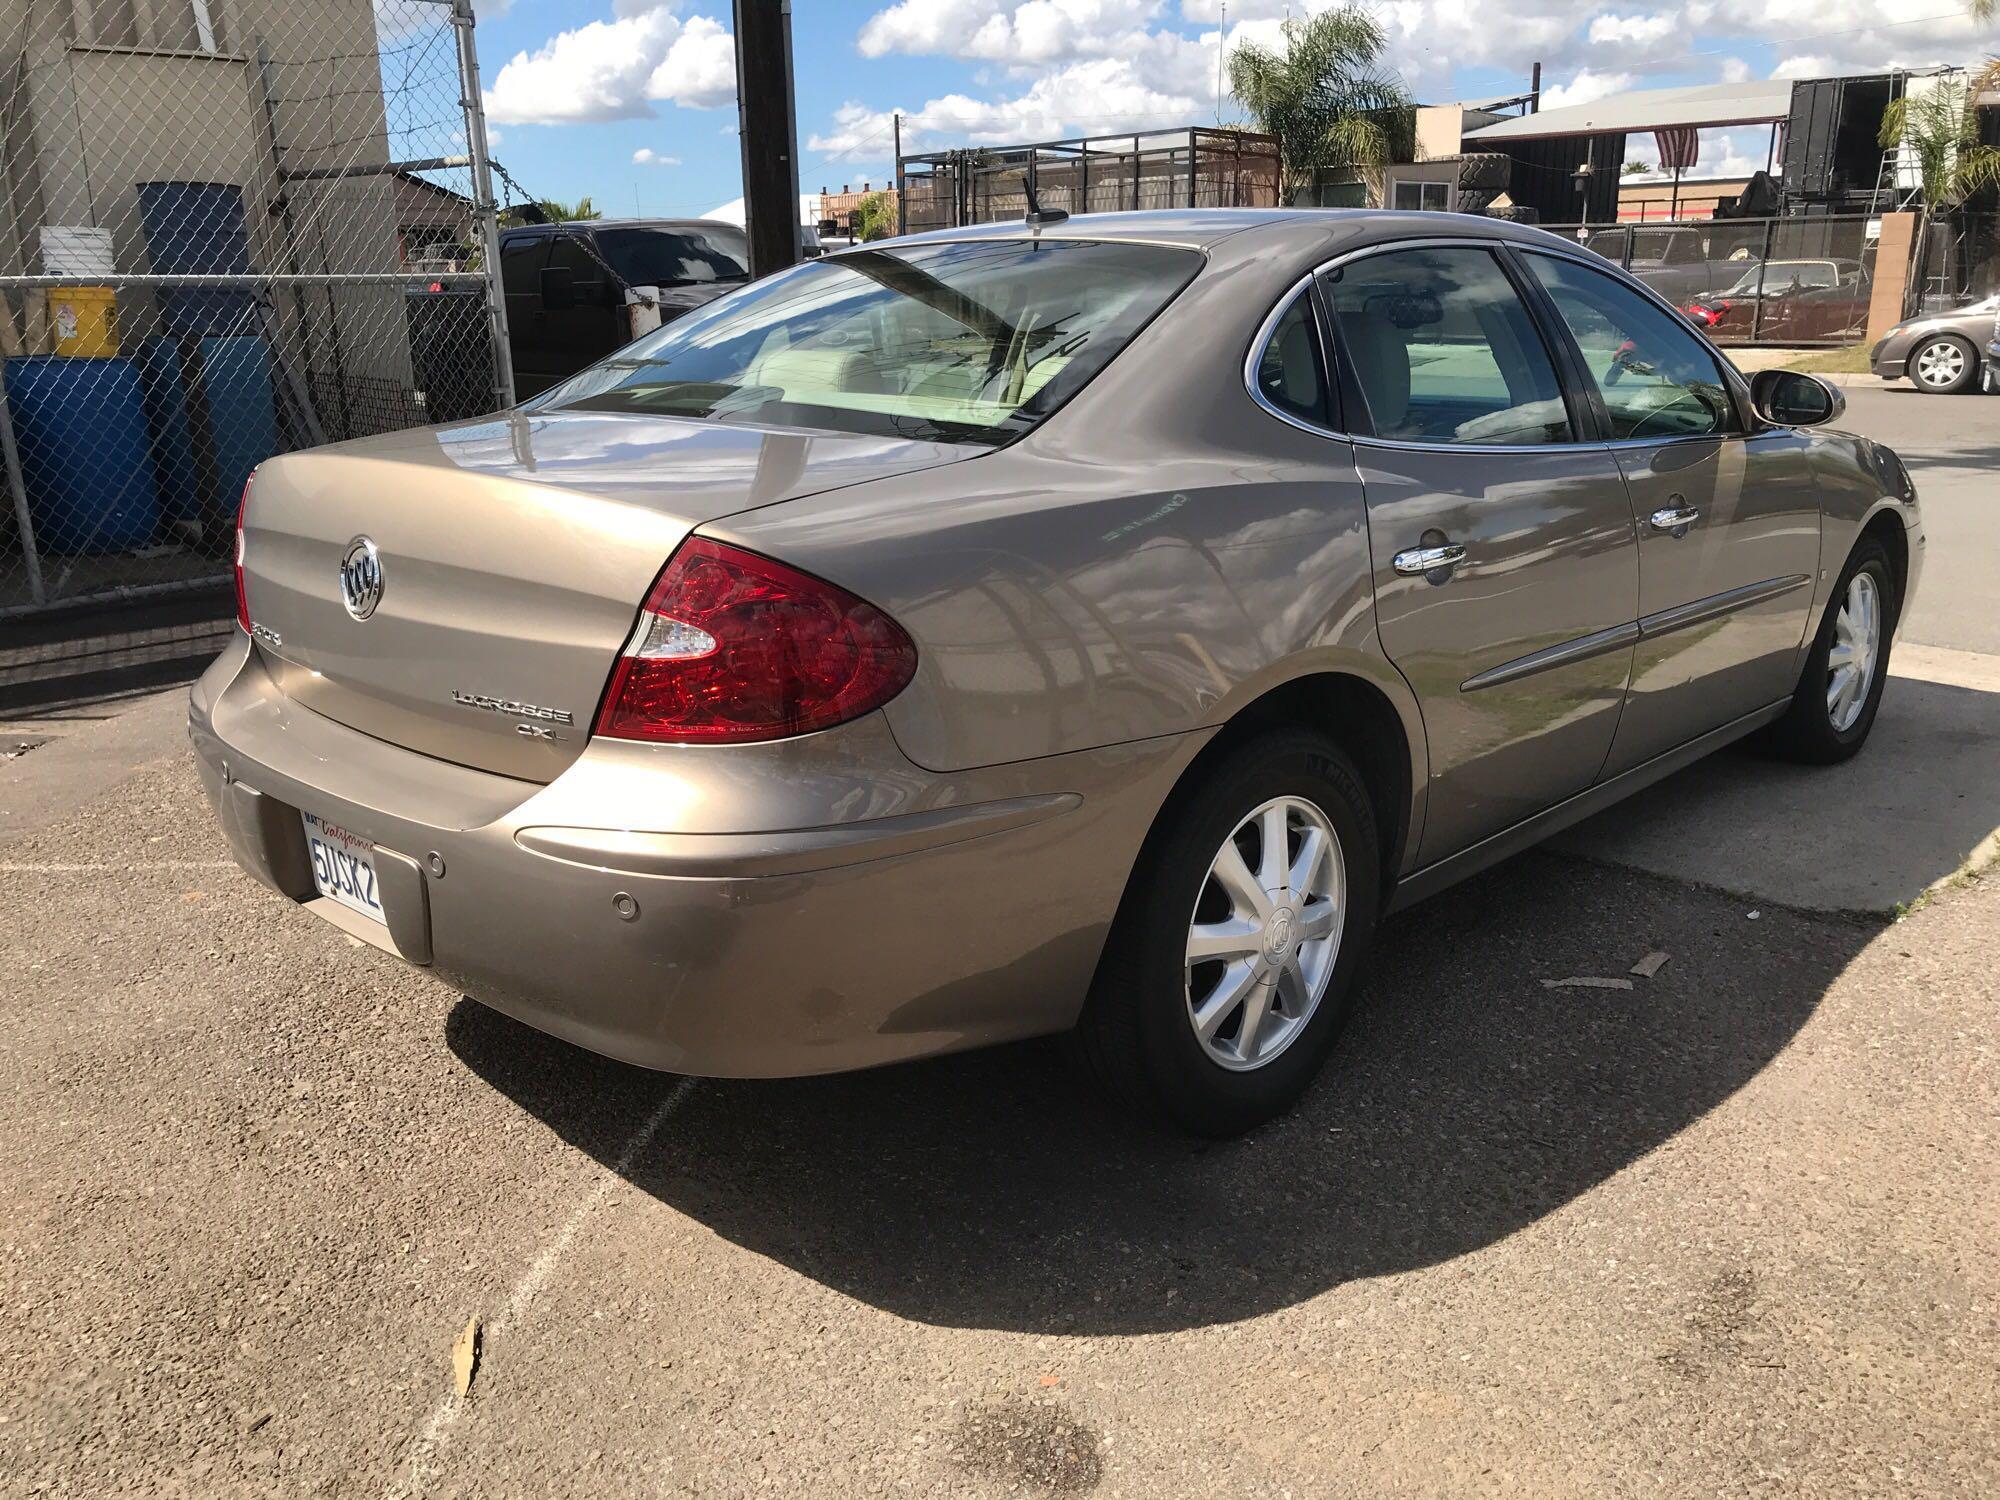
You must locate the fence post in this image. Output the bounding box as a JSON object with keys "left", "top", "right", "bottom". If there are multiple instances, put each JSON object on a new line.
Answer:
{"left": 893, "top": 113, "right": 905, "bottom": 235}
{"left": 452, "top": 0, "right": 516, "bottom": 410}
{"left": 1751, "top": 218, "right": 1776, "bottom": 343}
{"left": 0, "top": 375, "right": 44, "bottom": 606}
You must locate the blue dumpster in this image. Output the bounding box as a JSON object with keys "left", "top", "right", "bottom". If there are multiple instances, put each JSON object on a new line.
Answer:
{"left": 3, "top": 356, "right": 160, "bottom": 554}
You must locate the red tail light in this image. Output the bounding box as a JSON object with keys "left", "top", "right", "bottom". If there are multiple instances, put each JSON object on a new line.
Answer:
{"left": 595, "top": 538, "right": 917, "bottom": 744}
{"left": 233, "top": 476, "right": 253, "bottom": 634}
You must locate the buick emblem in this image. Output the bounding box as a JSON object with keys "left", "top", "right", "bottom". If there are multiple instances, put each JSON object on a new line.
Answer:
{"left": 339, "top": 537, "right": 383, "bottom": 621}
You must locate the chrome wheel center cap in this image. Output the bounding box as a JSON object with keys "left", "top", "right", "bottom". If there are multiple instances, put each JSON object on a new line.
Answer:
{"left": 1262, "top": 906, "right": 1298, "bottom": 965}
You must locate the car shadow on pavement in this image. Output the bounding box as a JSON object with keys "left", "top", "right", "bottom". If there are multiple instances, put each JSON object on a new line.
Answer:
{"left": 448, "top": 847, "right": 1881, "bottom": 1336}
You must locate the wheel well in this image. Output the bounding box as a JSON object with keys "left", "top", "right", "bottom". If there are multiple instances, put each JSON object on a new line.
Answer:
{"left": 1859, "top": 509, "right": 1909, "bottom": 613}
{"left": 1176, "top": 673, "right": 1414, "bottom": 892}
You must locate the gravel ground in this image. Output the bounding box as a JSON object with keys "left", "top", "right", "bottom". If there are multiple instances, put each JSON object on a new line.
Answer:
{"left": 1, "top": 745, "right": 1994, "bottom": 1498}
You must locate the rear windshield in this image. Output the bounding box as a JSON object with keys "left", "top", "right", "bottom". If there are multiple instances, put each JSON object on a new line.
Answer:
{"left": 595, "top": 225, "right": 749, "bottom": 288}
{"left": 534, "top": 239, "right": 1202, "bottom": 445}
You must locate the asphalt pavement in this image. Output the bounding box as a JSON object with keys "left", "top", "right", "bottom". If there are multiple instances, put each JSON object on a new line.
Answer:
{"left": 1, "top": 388, "right": 1995, "bottom": 1498}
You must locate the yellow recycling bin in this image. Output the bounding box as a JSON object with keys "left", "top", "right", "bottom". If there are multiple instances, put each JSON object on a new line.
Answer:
{"left": 50, "top": 286, "right": 120, "bottom": 357}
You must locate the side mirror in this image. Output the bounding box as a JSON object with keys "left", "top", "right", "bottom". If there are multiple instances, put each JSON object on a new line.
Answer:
{"left": 539, "top": 265, "right": 575, "bottom": 311}
{"left": 1750, "top": 368, "right": 1843, "bottom": 427}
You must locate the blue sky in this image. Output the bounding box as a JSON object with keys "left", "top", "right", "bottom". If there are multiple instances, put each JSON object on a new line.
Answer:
{"left": 467, "top": 2, "right": 1991, "bottom": 218}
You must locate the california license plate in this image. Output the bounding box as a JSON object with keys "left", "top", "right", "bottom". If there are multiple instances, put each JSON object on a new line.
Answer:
{"left": 302, "top": 811, "right": 385, "bottom": 925}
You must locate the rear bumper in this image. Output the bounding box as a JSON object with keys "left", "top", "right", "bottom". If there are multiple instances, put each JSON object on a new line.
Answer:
{"left": 191, "top": 637, "right": 1201, "bottom": 1076}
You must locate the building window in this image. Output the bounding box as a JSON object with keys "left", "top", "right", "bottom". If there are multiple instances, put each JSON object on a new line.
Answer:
{"left": 1391, "top": 179, "right": 1450, "bottom": 212}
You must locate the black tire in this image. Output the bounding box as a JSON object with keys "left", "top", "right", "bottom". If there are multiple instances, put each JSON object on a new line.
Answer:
{"left": 1761, "top": 536, "right": 1898, "bottom": 764}
{"left": 1070, "top": 729, "right": 1380, "bottom": 1136}
{"left": 1907, "top": 334, "right": 1979, "bottom": 395}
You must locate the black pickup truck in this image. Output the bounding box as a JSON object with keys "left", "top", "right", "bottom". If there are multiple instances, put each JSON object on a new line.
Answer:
{"left": 498, "top": 219, "right": 751, "bottom": 398}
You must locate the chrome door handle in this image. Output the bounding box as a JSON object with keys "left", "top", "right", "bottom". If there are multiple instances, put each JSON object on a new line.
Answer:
{"left": 1392, "top": 542, "right": 1467, "bottom": 576}
{"left": 1649, "top": 506, "right": 1701, "bottom": 532}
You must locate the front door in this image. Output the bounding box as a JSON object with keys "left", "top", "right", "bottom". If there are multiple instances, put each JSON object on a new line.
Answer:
{"left": 1519, "top": 251, "right": 1820, "bottom": 776}
{"left": 1322, "top": 245, "right": 1640, "bottom": 864}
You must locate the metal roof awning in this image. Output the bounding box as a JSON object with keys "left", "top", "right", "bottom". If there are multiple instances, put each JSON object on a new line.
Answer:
{"left": 1463, "top": 80, "right": 1794, "bottom": 142}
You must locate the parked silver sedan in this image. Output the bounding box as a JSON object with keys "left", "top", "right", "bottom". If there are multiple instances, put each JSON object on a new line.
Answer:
{"left": 193, "top": 211, "right": 1924, "bottom": 1134}
{"left": 1870, "top": 292, "right": 2000, "bottom": 393}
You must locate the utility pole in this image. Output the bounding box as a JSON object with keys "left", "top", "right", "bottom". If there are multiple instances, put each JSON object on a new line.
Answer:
{"left": 733, "top": 0, "right": 802, "bottom": 278}
{"left": 1216, "top": 2, "right": 1225, "bottom": 124}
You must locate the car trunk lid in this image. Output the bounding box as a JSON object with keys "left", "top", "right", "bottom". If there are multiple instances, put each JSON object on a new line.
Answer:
{"left": 242, "top": 410, "right": 972, "bottom": 781}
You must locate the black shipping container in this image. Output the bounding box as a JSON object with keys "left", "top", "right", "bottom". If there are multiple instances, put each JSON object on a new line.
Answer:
{"left": 1497, "top": 132, "right": 1625, "bottom": 224}
{"left": 1783, "top": 75, "right": 1895, "bottom": 207}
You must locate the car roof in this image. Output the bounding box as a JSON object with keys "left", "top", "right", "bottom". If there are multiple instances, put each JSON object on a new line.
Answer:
{"left": 868, "top": 207, "right": 1583, "bottom": 259}
{"left": 500, "top": 217, "right": 739, "bottom": 236}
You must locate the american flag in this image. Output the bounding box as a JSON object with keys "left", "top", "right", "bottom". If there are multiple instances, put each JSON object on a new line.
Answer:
{"left": 1654, "top": 127, "right": 1699, "bottom": 173}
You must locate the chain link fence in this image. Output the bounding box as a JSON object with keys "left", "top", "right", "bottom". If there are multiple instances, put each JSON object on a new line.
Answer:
{"left": 0, "top": 0, "right": 508, "bottom": 630}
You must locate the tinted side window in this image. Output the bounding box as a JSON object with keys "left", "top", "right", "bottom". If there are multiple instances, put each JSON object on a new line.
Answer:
{"left": 499, "top": 236, "right": 546, "bottom": 295}
{"left": 1524, "top": 253, "right": 1735, "bottom": 441}
{"left": 544, "top": 233, "right": 609, "bottom": 298}
{"left": 595, "top": 225, "right": 749, "bottom": 287}
{"left": 1254, "top": 291, "right": 1330, "bottom": 427}
{"left": 1321, "top": 246, "right": 1572, "bottom": 446}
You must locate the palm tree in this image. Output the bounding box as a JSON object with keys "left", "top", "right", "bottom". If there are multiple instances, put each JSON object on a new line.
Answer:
{"left": 1227, "top": 6, "right": 1412, "bottom": 205}
{"left": 850, "top": 191, "right": 896, "bottom": 242}
{"left": 1877, "top": 64, "right": 2000, "bottom": 208}
{"left": 1877, "top": 62, "right": 1999, "bottom": 315}
{"left": 534, "top": 196, "right": 602, "bottom": 223}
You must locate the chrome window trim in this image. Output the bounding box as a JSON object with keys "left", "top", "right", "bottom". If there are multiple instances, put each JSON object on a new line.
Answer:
{"left": 1257, "top": 233, "right": 1610, "bottom": 450}
{"left": 1241, "top": 270, "right": 1345, "bottom": 439}
{"left": 1242, "top": 230, "right": 1761, "bottom": 450}
{"left": 1352, "top": 434, "right": 1612, "bottom": 458}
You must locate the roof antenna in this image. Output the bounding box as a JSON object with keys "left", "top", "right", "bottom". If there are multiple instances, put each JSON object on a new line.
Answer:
{"left": 1023, "top": 168, "right": 1067, "bottom": 227}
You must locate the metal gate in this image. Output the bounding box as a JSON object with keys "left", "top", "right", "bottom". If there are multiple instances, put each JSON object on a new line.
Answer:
{"left": 0, "top": 0, "right": 509, "bottom": 639}
{"left": 1541, "top": 215, "right": 1886, "bottom": 346}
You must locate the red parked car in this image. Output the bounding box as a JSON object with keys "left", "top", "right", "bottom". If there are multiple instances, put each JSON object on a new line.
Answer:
{"left": 1685, "top": 259, "right": 1871, "bottom": 341}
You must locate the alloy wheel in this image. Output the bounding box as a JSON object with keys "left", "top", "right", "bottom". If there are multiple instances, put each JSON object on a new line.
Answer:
{"left": 1826, "top": 571, "right": 1881, "bottom": 733}
{"left": 1915, "top": 339, "right": 1966, "bottom": 389}
{"left": 1184, "top": 795, "right": 1345, "bottom": 1072}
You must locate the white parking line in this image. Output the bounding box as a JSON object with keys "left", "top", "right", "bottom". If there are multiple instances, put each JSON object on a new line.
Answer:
{"left": 0, "top": 860, "right": 237, "bottom": 872}
{"left": 394, "top": 1077, "right": 696, "bottom": 1498}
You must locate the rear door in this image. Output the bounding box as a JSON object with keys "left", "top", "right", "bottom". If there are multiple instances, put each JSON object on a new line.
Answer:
{"left": 1518, "top": 249, "right": 1819, "bottom": 777}
{"left": 1321, "top": 244, "right": 1639, "bottom": 864}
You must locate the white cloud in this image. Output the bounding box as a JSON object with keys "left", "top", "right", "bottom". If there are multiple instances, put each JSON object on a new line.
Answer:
{"left": 484, "top": 3, "right": 735, "bottom": 125}
{"left": 860, "top": 1, "right": 1167, "bottom": 64}
{"left": 632, "top": 148, "right": 682, "bottom": 165}
{"left": 649, "top": 14, "right": 737, "bottom": 108}
{"left": 810, "top": 55, "right": 1205, "bottom": 164}
{"left": 1538, "top": 70, "right": 1637, "bottom": 112}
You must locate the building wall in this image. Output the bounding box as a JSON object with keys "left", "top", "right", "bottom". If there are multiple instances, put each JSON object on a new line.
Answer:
{"left": 1, "top": 0, "right": 415, "bottom": 382}
{"left": 1617, "top": 175, "right": 1750, "bottom": 222}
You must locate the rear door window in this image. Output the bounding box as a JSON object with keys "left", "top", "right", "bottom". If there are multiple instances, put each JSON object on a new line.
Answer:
{"left": 1320, "top": 246, "right": 1573, "bottom": 445}
{"left": 1253, "top": 291, "right": 1331, "bottom": 427}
